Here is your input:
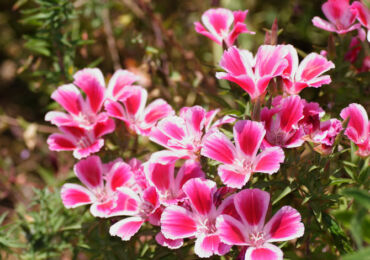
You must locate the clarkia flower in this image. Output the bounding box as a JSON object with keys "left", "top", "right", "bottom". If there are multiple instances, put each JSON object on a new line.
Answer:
{"left": 312, "top": 0, "right": 361, "bottom": 34}
{"left": 61, "top": 156, "right": 134, "bottom": 217}
{"left": 150, "top": 106, "right": 234, "bottom": 161}
{"left": 201, "top": 120, "right": 284, "bottom": 188}
{"left": 351, "top": 1, "right": 370, "bottom": 41}
{"left": 160, "top": 178, "right": 236, "bottom": 258}
{"left": 194, "top": 8, "right": 254, "bottom": 47}
{"left": 311, "top": 118, "right": 343, "bottom": 154}
{"left": 46, "top": 120, "right": 115, "bottom": 159}
{"left": 340, "top": 103, "right": 369, "bottom": 157}
{"left": 216, "top": 45, "right": 289, "bottom": 100}
{"left": 282, "top": 45, "right": 335, "bottom": 95}
{"left": 261, "top": 95, "right": 305, "bottom": 149}
{"left": 109, "top": 186, "right": 160, "bottom": 241}
{"left": 105, "top": 72, "right": 174, "bottom": 135}
{"left": 216, "top": 189, "right": 304, "bottom": 260}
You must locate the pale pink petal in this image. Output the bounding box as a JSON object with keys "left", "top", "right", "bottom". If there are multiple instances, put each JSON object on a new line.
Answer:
{"left": 281, "top": 45, "right": 299, "bottom": 79}
{"left": 149, "top": 150, "right": 186, "bottom": 164}
{"left": 161, "top": 205, "right": 197, "bottom": 239}
{"left": 194, "top": 21, "right": 221, "bottom": 44}
{"left": 90, "top": 199, "right": 116, "bottom": 218}
{"left": 254, "top": 45, "right": 288, "bottom": 79}
{"left": 234, "top": 120, "right": 265, "bottom": 159}
{"left": 149, "top": 128, "right": 171, "bottom": 148}
{"left": 74, "top": 155, "right": 103, "bottom": 189}
{"left": 60, "top": 183, "right": 94, "bottom": 208}
{"left": 211, "top": 115, "right": 236, "bottom": 129}
{"left": 322, "top": 0, "right": 357, "bottom": 29}
{"left": 155, "top": 232, "right": 183, "bottom": 249}
{"left": 216, "top": 215, "right": 247, "bottom": 245}
{"left": 219, "top": 46, "right": 254, "bottom": 76}
{"left": 109, "top": 187, "right": 141, "bottom": 216}
{"left": 107, "top": 162, "right": 133, "bottom": 192}
{"left": 107, "top": 70, "right": 138, "bottom": 100}
{"left": 218, "top": 164, "right": 250, "bottom": 189}
{"left": 51, "top": 84, "right": 83, "bottom": 115}
{"left": 201, "top": 131, "right": 236, "bottom": 164}
{"left": 104, "top": 99, "right": 126, "bottom": 120}
{"left": 194, "top": 234, "right": 223, "bottom": 258}
{"left": 234, "top": 189, "right": 270, "bottom": 229}
{"left": 204, "top": 109, "right": 219, "bottom": 130}
{"left": 73, "top": 68, "right": 105, "bottom": 113}
{"left": 264, "top": 206, "right": 304, "bottom": 242}
{"left": 312, "top": 16, "right": 338, "bottom": 32}
{"left": 93, "top": 117, "right": 115, "bottom": 138}
{"left": 44, "top": 111, "right": 74, "bottom": 127}
{"left": 109, "top": 216, "right": 144, "bottom": 241}
{"left": 183, "top": 106, "right": 206, "bottom": 138}
{"left": 47, "top": 133, "right": 76, "bottom": 151}
{"left": 244, "top": 243, "right": 283, "bottom": 260}
{"left": 182, "top": 178, "right": 216, "bottom": 215}
{"left": 253, "top": 147, "right": 284, "bottom": 174}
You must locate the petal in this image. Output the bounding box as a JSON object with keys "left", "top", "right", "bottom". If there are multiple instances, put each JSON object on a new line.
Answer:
{"left": 226, "top": 22, "right": 253, "bottom": 47}
{"left": 244, "top": 243, "right": 283, "bottom": 260}
{"left": 264, "top": 206, "right": 304, "bottom": 242}
{"left": 322, "top": 0, "right": 356, "bottom": 28}
{"left": 73, "top": 139, "right": 104, "bottom": 159}
{"left": 183, "top": 106, "right": 206, "bottom": 138}
{"left": 107, "top": 162, "right": 133, "bottom": 192}
{"left": 216, "top": 215, "right": 247, "bottom": 245}
{"left": 161, "top": 205, "right": 197, "bottom": 239}
{"left": 253, "top": 147, "right": 285, "bottom": 174}
{"left": 234, "top": 120, "right": 265, "bottom": 159}
{"left": 157, "top": 116, "right": 186, "bottom": 141}
{"left": 279, "top": 95, "right": 304, "bottom": 132}
{"left": 74, "top": 155, "right": 103, "bottom": 190}
{"left": 218, "top": 164, "right": 250, "bottom": 189}
{"left": 351, "top": 1, "right": 370, "bottom": 29}
{"left": 121, "top": 86, "right": 148, "bottom": 119}
{"left": 254, "top": 45, "right": 288, "bottom": 78}
{"left": 93, "top": 117, "right": 115, "bottom": 138}
{"left": 234, "top": 189, "right": 270, "bottom": 229}
{"left": 47, "top": 133, "right": 76, "bottom": 151}
{"left": 60, "top": 183, "right": 94, "bottom": 208}
{"left": 155, "top": 232, "right": 183, "bottom": 249}
{"left": 312, "top": 17, "right": 337, "bottom": 32}
{"left": 194, "top": 21, "right": 222, "bottom": 44}
{"left": 104, "top": 99, "right": 126, "bottom": 120}
{"left": 201, "top": 8, "right": 234, "bottom": 41}
{"left": 219, "top": 46, "right": 254, "bottom": 76}
{"left": 142, "top": 99, "right": 174, "bottom": 128}
{"left": 73, "top": 68, "right": 105, "bottom": 113}
{"left": 110, "top": 187, "right": 141, "bottom": 216}
{"left": 109, "top": 216, "right": 144, "bottom": 241}
{"left": 340, "top": 103, "right": 369, "bottom": 145}
{"left": 107, "top": 69, "right": 138, "bottom": 100}
{"left": 281, "top": 45, "right": 299, "bottom": 78}
{"left": 145, "top": 161, "right": 175, "bottom": 193}
{"left": 296, "top": 53, "right": 335, "bottom": 84}
{"left": 149, "top": 127, "right": 171, "bottom": 148}
{"left": 44, "top": 111, "right": 74, "bottom": 127}
{"left": 90, "top": 199, "right": 117, "bottom": 218}
{"left": 149, "top": 150, "right": 186, "bottom": 164}
{"left": 175, "top": 160, "right": 205, "bottom": 189}
{"left": 194, "top": 234, "right": 222, "bottom": 258}
{"left": 216, "top": 72, "right": 258, "bottom": 99}
{"left": 201, "top": 130, "right": 236, "bottom": 164}
{"left": 182, "top": 178, "right": 216, "bottom": 216}
{"left": 143, "top": 186, "right": 160, "bottom": 210}
{"left": 51, "top": 84, "right": 83, "bottom": 115}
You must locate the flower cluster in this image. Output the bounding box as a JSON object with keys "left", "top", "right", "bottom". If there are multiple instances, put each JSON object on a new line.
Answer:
{"left": 46, "top": 4, "right": 369, "bottom": 260}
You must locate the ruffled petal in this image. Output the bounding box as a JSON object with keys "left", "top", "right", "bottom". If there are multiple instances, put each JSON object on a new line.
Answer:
{"left": 218, "top": 164, "right": 250, "bottom": 189}
{"left": 109, "top": 216, "right": 144, "bottom": 241}
{"left": 155, "top": 232, "right": 183, "bottom": 249}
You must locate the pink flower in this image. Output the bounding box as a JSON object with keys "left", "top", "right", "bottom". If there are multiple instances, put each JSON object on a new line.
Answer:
{"left": 300, "top": 101, "right": 325, "bottom": 135}
{"left": 261, "top": 95, "right": 305, "bottom": 149}
{"left": 311, "top": 119, "right": 343, "bottom": 154}
{"left": 61, "top": 156, "right": 134, "bottom": 217}
{"left": 109, "top": 186, "right": 160, "bottom": 241}
{"left": 216, "top": 189, "right": 304, "bottom": 260}
{"left": 345, "top": 29, "right": 367, "bottom": 63}
{"left": 46, "top": 119, "right": 115, "bottom": 159}
{"left": 105, "top": 81, "right": 174, "bottom": 135}
{"left": 150, "top": 106, "right": 235, "bottom": 161}
{"left": 144, "top": 159, "right": 205, "bottom": 206}
{"left": 312, "top": 0, "right": 361, "bottom": 34}
{"left": 194, "top": 8, "right": 254, "bottom": 47}
{"left": 351, "top": 1, "right": 370, "bottom": 41}
{"left": 340, "top": 103, "right": 369, "bottom": 157}
{"left": 216, "top": 45, "right": 289, "bottom": 100}
{"left": 160, "top": 178, "right": 236, "bottom": 258}
{"left": 282, "top": 45, "right": 335, "bottom": 95}
{"left": 201, "top": 120, "right": 284, "bottom": 188}
{"left": 45, "top": 68, "right": 108, "bottom": 129}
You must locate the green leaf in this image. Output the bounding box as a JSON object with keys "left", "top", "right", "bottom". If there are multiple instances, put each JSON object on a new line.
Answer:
{"left": 272, "top": 186, "right": 294, "bottom": 205}
{"left": 342, "top": 247, "right": 370, "bottom": 260}
{"left": 342, "top": 188, "right": 370, "bottom": 209}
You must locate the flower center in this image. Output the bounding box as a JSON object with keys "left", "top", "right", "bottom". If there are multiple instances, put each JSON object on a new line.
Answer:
{"left": 198, "top": 218, "right": 217, "bottom": 234}
{"left": 139, "top": 201, "right": 154, "bottom": 217}
{"left": 77, "top": 135, "right": 93, "bottom": 149}
{"left": 249, "top": 231, "right": 266, "bottom": 247}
